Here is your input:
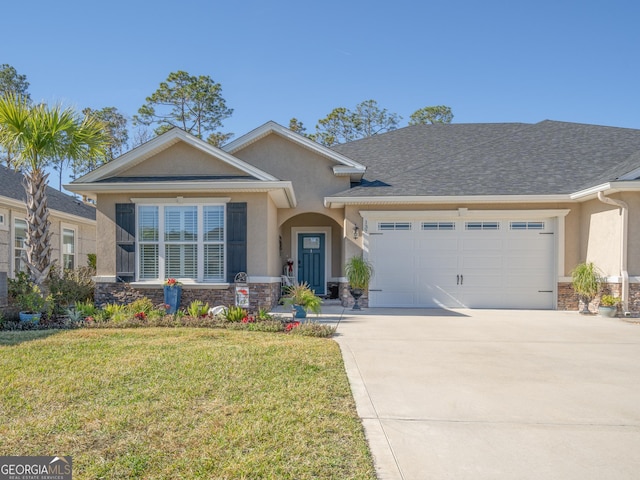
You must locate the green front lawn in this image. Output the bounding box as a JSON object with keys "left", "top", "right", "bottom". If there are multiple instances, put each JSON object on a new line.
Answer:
{"left": 0, "top": 329, "right": 375, "bottom": 479}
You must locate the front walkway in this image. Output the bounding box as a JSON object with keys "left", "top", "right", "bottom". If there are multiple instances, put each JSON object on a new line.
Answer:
{"left": 331, "top": 308, "right": 640, "bottom": 480}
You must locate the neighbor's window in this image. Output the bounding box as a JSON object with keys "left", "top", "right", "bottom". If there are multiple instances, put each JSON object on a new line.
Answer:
{"left": 137, "top": 204, "right": 225, "bottom": 282}
{"left": 14, "top": 218, "right": 27, "bottom": 275}
{"left": 62, "top": 228, "right": 76, "bottom": 270}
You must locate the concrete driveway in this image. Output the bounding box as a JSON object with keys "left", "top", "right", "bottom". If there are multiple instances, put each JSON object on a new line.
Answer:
{"left": 333, "top": 308, "right": 640, "bottom": 480}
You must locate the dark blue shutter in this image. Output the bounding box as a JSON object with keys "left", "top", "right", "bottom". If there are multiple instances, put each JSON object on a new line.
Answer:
{"left": 115, "top": 203, "right": 135, "bottom": 282}
{"left": 226, "top": 202, "right": 247, "bottom": 282}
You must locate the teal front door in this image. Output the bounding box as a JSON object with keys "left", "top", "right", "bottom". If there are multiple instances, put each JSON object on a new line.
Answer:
{"left": 298, "top": 233, "right": 325, "bottom": 295}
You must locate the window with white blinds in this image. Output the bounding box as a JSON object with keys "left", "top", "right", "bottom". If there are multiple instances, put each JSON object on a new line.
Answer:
{"left": 137, "top": 204, "right": 225, "bottom": 282}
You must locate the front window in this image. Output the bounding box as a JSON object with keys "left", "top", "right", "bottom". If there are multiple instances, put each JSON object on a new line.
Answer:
{"left": 62, "top": 228, "right": 76, "bottom": 270}
{"left": 14, "top": 219, "right": 27, "bottom": 275}
{"left": 137, "top": 204, "right": 225, "bottom": 282}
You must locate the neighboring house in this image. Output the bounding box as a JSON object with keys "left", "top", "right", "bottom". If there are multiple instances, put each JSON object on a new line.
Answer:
{"left": 66, "top": 120, "right": 640, "bottom": 313}
{"left": 0, "top": 165, "right": 96, "bottom": 278}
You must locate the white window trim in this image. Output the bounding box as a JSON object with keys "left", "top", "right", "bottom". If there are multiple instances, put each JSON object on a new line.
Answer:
{"left": 12, "top": 217, "right": 27, "bottom": 278}
{"left": 60, "top": 223, "right": 77, "bottom": 270}
{"left": 135, "top": 201, "right": 227, "bottom": 283}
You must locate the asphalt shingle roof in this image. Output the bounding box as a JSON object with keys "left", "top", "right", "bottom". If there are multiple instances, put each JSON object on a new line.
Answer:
{"left": 0, "top": 165, "right": 96, "bottom": 220}
{"left": 330, "top": 120, "right": 640, "bottom": 197}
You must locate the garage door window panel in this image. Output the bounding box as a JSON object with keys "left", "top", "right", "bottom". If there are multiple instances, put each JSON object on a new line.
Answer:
{"left": 465, "top": 221, "right": 500, "bottom": 230}
{"left": 378, "top": 222, "right": 412, "bottom": 231}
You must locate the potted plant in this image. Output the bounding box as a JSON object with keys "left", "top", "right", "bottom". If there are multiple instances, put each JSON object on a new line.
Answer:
{"left": 16, "top": 284, "right": 47, "bottom": 323}
{"left": 598, "top": 294, "right": 620, "bottom": 318}
{"left": 571, "top": 262, "right": 601, "bottom": 314}
{"left": 163, "top": 278, "right": 183, "bottom": 314}
{"left": 281, "top": 282, "right": 322, "bottom": 318}
{"left": 345, "top": 255, "right": 374, "bottom": 310}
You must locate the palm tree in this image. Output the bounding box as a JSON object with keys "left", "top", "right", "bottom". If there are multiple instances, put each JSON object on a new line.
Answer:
{"left": 0, "top": 94, "right": 108, "bottom": 286}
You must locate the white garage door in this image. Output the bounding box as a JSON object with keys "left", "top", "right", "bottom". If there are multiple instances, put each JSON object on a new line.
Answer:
{"left": 367, "top": 218, "right": 555, "bottom": 309}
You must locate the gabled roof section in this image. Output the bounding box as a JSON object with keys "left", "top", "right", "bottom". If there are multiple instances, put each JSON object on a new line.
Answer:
{"left": 73, "top": 127, "right": 279, "bottom": 184}
{"left": 0, "top": 165, "right": 95, "bottom": 221}
{"left": 223, "top": 121, "right": 367, "bottom": 179}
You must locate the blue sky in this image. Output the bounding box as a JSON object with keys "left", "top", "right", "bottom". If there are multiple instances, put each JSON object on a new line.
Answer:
{"left": 2, "top": 0, "right": 639, "bottom": 186}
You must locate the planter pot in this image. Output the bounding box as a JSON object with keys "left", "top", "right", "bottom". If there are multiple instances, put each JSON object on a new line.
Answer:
{"left": 598, "top": 305, "right": 617, "bottom": 318}
{"left": 19, "top": 312, "right": 41, "bottom": 324}
{"left": 164, "top": 285, "right": 182, "bottom": 314}
{"left": 293, "top": 305, "right": 307, "bottom": 319}
{"left": 350, "top": 288, "right": 364, "bottom": 310}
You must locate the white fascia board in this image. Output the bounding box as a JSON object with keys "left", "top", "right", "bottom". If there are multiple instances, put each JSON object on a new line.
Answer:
{"left": 65, "top": 180, "right": 297, "bottom": 208}
{"left": 224, "top": 121, "right": 367, "bottom": 171}
{"left": 74, "top": 128, "right": 278, "bottom": 183}
{"left": 360, "top": 209, "right": 571, "bottom": 221}
{"left": 332, "top": 165, "right": 366, "bottom": 175}
{"left": 569, "top": 183, "right": 612, "bottom": 200}
{"left": 324, "top": 194, "right": 571, "bottom": 208}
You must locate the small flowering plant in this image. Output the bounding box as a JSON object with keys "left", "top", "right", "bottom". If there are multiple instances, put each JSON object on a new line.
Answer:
{"left": 134, "top": 311, "right": 147, "bottom": 320}
{"left": 164, "top": 278, "right": 182, "bottom": 287}
{"left": 285, "top": 321, "right": 301, "bottom": 332}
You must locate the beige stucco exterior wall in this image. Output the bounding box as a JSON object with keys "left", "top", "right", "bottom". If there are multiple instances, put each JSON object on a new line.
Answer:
{"left": 0, "top": 201, "right": 95, "bottom": 277}
{"left": 95, "top": 192, "right": 276, "bottom": 279}
{"left": 230, "top": 133, "right": 349, "bottom": 227}
{"left": 577, "top": 191, "right": 640, "bottom": 277}
{"left": 122, "top": 142, "right": 247, "bottom": 177}
{"left": 580, "top": 197, "right": 622, "bottom": 276}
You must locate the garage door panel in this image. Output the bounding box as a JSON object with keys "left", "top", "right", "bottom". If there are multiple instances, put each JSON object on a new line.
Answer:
{"left": 416, "top": 286, "right": 464, "bottom": 308}
{"left": 504, "top": 273, "right": 552, "bottom": 289}
{"left": 461, "top": 255, "right": 504, "bottom": 270}
{"left": 367, "top": 216, "right": 555, "bottom": 309}
{"left": 417, "top": 237, "right": 459, "bottom": 251}
{"left": 418, "top": 255, "right": 458, "bottom": 269}
{"left": 462, "top": 238, "right": 503, "bottom": 251}
{"left": 505, "top": 256, "right": 553, "bottom": 271}
{"left": 502, "top": 289, "right": 554, "bottom": 309}
{"left": 369, "top": 291, "right": 416, "bottom": 308}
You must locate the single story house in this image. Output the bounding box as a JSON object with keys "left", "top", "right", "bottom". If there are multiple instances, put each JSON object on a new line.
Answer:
{"left": 0, "top": 165, "right": 97, "bottom": 279}
{"left": 66, "top": 120, "right": 640, "bottom": 313}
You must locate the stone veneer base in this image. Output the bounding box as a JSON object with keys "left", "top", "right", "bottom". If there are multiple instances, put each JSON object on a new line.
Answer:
{"left": 557, "top": 282, "right": 639, "bottom": 314}
{"left": 95, "top": 282, "right": 281, "bottom": 311}
{"left": 97, "top": 282, "right": 639, "bottom": 315}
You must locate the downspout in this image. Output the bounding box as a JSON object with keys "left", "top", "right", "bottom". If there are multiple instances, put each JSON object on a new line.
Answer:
{"left": 597, "top": 191, "right": 630, "bottom": 314}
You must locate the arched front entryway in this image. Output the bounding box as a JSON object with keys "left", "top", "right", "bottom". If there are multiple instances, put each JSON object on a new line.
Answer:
{"left": 279, "top": 213, "right": 344, "bottom": 298}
